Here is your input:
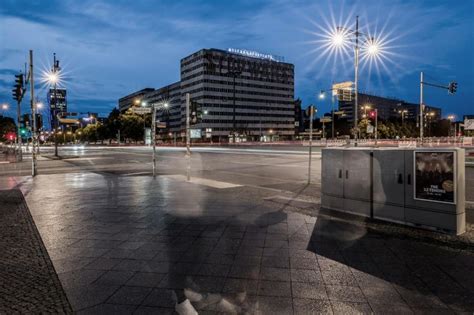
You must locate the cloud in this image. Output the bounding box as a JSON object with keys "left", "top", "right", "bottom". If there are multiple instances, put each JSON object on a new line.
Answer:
{"left": 1, "top": 0, "right": 472, "bottom": 118}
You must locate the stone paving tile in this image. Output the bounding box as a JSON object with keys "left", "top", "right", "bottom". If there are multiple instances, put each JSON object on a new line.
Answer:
{"left": 292, "top": 282, "right": 328, "bottom": 300}
{"left": 258, "top": 296, "right": 294, "bottom": 314}
{"left": 65, "top": 284, "right": 120, "bottom": 312}
{"left": 290, "top": 268, "right": 323, "bottom": 283}
{"left": 293, "top": 298, "right": 333, "bottom": 315}
{"left": 258, "top": 280, "right": 292, "bottom": 297}
{"left": 361, "top": 285, "right": 408, "bottom": 306}
{"left": 326, "top": 285, "right": 367, "bottom": 303}
{"left": 93, "top": 270, "right": 136, "bottom": 286}
{"left": 6, "top": 174, "right": 474, "bottom": 313}
{"left": 76, "top": 303, "right": 137, "bottom": 314}
{"left": 83, "top": 257, "right": 123, "bottom": 270}
{"left": 0, "top": 189, "right": 73, "bottom": 313}
{"left": 126, "top": 272, "right": 166, "bottom": 287}
{"left": 106, "top": 286, "right": 153, "bottom": 305}
{"left": 369, "top": 302, "right": 414, "bottom": 315}
{"left": 133, "top": 306, "right": 175, "bottom": 314}
{"left": 330, "top": 301, "right": 373, "bottom": 314}
{"left": 141, "top": 288, "right": 176, "bottom": 308}
{"left": 260, "top": 267, "right": 291, "bottom": 282}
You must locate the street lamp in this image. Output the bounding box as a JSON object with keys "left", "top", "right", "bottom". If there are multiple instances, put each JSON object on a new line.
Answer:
{"left": 147, "top": 100, "right": 169, "bottom": 177}
{"left": 398, "top": 109, "right": 408, "bottom": 125}
{"left": 1, "top": 103, "right": 8, "bottom": 110}
{"left": 329, "top": 16, "right": 385, "bottom": 144}
{"left": 42, "top": 53, "right": 62, "bottom": 156}
{"left": 447, "top": 115, "right": 455, "bottom": 137}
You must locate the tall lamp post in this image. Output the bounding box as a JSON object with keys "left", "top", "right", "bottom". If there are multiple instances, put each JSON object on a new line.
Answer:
{"left": 46, "top": 53, "right": 61, "bottom": 157}
{"left": 143, "top": 101, "right": 169, "bottom": 177}
{"left": 447, "top": 115, "right": 455, "bottom": 138}
{"left": 329, "top": 16, "right": 384, "bottom": 145}
{"left": 398, "top": 109, "right": 408, "bottom": 126}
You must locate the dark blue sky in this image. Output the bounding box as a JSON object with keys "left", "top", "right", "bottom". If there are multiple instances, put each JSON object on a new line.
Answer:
{"left": 1, "top": 0, "right": 473, "bottom": 119}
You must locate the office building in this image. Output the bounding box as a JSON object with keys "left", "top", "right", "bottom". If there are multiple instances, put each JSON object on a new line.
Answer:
{"left": 337, "top": 91, "right": 441, "bottom": 123}
{"left": 118, "top": 88, "right": 154, "bottom": 112}
{"left": 119, "top": 48, "right": 295, "bottom": 141}
{"left": 178, "top": 48, "right": 295, "bottom": 140}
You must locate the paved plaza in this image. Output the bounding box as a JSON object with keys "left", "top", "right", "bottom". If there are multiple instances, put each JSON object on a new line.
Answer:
{"left": 1, "top": 167, "right": 473, "bottom": 314}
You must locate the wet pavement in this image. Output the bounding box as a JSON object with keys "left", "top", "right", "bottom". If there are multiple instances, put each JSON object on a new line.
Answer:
{"left": 2, "top": 172, "right": 473, "bottom": 314}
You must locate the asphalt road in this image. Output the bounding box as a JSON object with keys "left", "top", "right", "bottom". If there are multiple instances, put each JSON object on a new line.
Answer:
{"left": 1, "top": 145, "right": 473, "bottom": 201}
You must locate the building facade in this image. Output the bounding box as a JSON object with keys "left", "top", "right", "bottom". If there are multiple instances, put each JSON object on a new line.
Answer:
{"left": 142, "top": 82, "right": 181, "bottom": 136}
{"left": 118, "top": 48, "right": 295, "bottom": 141}
{"left": 178, "top": 48, "right": 295, "bottom": 140}
{"left": 118, "top": 88, "right": 154, "bottom": 112}
{"left": 338, "top": 92, "right": 441, "bottom": 123}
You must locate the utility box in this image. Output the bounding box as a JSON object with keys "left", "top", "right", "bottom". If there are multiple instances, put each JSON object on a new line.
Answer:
{"left": 321, "top": 147, "right": 466, "bottom": 235}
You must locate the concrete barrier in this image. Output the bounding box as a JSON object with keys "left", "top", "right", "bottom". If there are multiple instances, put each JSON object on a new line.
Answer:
{"left": 321, "top": 147, "right": 466, "bottom": 235}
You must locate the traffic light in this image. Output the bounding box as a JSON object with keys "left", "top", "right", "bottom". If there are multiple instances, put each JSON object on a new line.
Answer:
{"left": 448, "top": 81, "right": 457, "bottom": 94}
{"left": 12, "top": 73, "right": 24, "bottom": 102}
{"left": 369, "top": 111, "right": 376, "bottom": 118}
{"left": 190, "top": 101, "right": 202, "bottom": 125}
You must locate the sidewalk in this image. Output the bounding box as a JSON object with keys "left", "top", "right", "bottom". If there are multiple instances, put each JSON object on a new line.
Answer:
{"left": 3, "top": 173, "right": 474, "bottom": 314}
{"left": 0, "top": 189, "right": 72, "bottom": 313}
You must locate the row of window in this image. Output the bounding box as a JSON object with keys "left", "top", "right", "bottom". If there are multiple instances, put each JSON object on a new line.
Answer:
{"left": 181, "top": 70, "right": 293, "bottom": 85}
{"left": 181, "top": 94, "right": 293, "bottom": 106}
{"left": 181, "top": 79, "right": 293, "bottom": 93}
{"left": 182, "top": 86, "right": 293, "bottom": 99}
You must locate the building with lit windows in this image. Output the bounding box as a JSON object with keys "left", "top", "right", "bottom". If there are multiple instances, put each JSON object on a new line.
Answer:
{"left": 119, "top": 48, "right": 295, "bottom": 141}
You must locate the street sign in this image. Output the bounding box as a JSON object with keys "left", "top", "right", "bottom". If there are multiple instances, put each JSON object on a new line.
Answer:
{"left": 320, "top": 117, "right": 332, "bottom": 123}
{"left": 157, "top": 122, "right": 167, "bottom": 129}
{"left": 190, "top": 128, "right": 201, "bottom": 139}
{"left": 464, "top": 119, "right": 474, "bottom": 130}
{"left": 132, "top": 107, "right": 152, "bottom": 115}
{"left": 367, "top": 125, "right": 374, "bottom": 134}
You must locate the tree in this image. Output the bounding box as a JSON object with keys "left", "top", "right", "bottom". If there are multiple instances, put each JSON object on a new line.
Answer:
{"left": 120, "top": 111, "right": 144, "bottom": 143}
{"left": 0, "top": 116, "right": 16, "bottom": 142}
{"left": 82, "top": 124, "right": 99, "bottom": 143}
{"left": 106, "top": 108, "right": 121, "bottom": 142}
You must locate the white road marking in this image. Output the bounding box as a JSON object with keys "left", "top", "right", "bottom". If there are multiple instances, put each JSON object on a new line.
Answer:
{"left": 162, "top": 175, "right": 242, "bottom": 189}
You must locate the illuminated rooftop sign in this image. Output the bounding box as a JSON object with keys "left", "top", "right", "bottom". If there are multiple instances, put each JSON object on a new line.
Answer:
{"left": 227, "top": 48, "right": 284, "bottom": 62}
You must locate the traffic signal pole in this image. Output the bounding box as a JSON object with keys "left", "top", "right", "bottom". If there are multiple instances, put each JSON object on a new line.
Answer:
{"left": 16, "top": 99, "right": 22, "bottom": 161}
{"left": 186, "top": 93, "right": 191, "bottom": 181}
{"left": 420, "top": 72, "right": 424, "bottom": 143}
{"left": 307, "top": 106, "right": 314, "bottom": 184}
{"left": 419, "top": 71, "right": 457, "bottom": 145}
{"left": 152, "top": 104, "right": 157, "bottom": 177}
{"left": 29, "top": 50, "right": 37, "bottom": 176}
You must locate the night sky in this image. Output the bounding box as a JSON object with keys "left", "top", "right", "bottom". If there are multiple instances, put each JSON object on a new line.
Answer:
{"left": 1, "top": 0, "right": 473, "bottom": 120}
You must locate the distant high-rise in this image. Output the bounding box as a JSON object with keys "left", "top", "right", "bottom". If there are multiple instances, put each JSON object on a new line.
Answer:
{"left": 48, "top": 88, "right": 67, "bottom": 129}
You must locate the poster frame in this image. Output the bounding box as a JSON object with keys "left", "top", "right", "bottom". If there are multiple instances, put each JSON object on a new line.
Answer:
{"left": 413, "top": 150, "right": 457, "bottom": 205}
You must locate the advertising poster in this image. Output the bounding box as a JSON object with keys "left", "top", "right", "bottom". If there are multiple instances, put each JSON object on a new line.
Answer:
{"left": 414, "top": 151, "right": 455, "bottom": 203}
{"left": 190, "top": 129, "right": 202, "bottom": 139}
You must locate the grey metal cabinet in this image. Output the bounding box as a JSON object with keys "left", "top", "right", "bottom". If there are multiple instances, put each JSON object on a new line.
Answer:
{"left": 321, "top": 149, "right": 344, "bottom": 197}
{"left": 372, "top": 149, "right": 405, "bottom": 222}
{"left": 321, "top": 149, "right": 344, "bottom": 212}
{"left": 321, "top": 147, "right": 465, "bottom": 235}
{"left": 342, "top": 149, "right": 371, "bottom": 216}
